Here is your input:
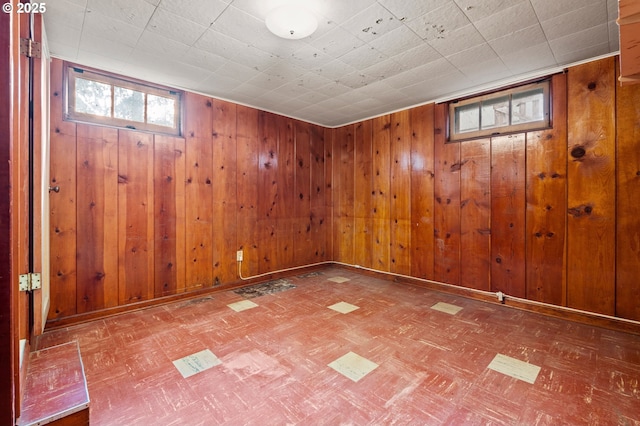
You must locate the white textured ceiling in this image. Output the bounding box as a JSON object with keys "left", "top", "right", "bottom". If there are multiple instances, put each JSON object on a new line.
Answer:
{"left": 44, "top": 0, "right": 620, "bottom": 127}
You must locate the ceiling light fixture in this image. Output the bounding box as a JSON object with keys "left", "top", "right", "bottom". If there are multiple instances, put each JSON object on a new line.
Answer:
{"left": 265, "top": 5, "right": 318, "bottom": 40}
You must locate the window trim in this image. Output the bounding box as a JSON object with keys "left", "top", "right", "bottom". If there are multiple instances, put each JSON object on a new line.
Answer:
{"left": 64, "top": 62, "right": 183, "bottom": 136}
{"left": 448, "top": 79, "right": 551, "bottom": 142}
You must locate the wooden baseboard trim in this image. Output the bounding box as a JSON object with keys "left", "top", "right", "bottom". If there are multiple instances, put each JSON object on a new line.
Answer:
{"left": 45, "top": 262, "right": 640, "bottom": 337}
{"left": 332, "top": 264, "right": 640, "bottom": 336}
{"left": 44, "top": 263, "right": 329, "bottom": 332}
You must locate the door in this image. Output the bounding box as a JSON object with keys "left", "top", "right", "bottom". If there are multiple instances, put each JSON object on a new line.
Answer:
{"left": 31, "top": 8, "right": 51, "bottom": 338}
{"left": 12, "top": 5, "right": 48, "bottom": 420}
{"left": 15, "top": 6, "right": 33, "bottom": 416}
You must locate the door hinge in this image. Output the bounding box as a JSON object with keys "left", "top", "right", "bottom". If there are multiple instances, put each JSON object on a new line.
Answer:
{"left": 19, "top": 273, "right": 41, "bottom": 292}
{"left": 20, "top": 38, "right": 41, "bottom": 59}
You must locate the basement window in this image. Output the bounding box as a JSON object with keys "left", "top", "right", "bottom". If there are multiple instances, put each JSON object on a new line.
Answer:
{"left": 448, "top": 80, "right": 550, "bottom": 141}
{"left": 65, "top": 63, "right": 182, "bottom": 136}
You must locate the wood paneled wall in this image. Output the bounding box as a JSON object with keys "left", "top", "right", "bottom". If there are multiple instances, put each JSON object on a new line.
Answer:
{"left": 332, "top": 56, "right": 640, "bottom": 322}
{"left": 47, "top": 59, "right": 331, "bottom": 321}
{"left": 48, "top": 55, "right": 640, "bottom": 324}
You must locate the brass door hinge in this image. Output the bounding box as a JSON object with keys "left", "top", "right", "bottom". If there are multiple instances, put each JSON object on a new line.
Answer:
{"left": 19, "top": 273, "right": 41, "bottom": 292}
{"left": 20, "top": 38, "right": 41, "bottom": 59}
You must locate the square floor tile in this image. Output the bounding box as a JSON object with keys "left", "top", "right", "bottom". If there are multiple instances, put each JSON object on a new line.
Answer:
{"left": 227, "top": 300, "right": 259, "bottom": 312}
{"left": 328, "top": 301, "right": 360, "bottom": 314}
{"left": 327, "top": 276, "right": 350, "bottom": 283}
{"left": 488, "top": 353, "right": 541, "bottom": 384}
{"left": 173, "top": 349, "right": 221, "bottom": 378}
{"left": 328, "top": 351, "right": 379, "bottom": 382}
{"left": 431, "top": 302, "right": 463, "bottom": 315}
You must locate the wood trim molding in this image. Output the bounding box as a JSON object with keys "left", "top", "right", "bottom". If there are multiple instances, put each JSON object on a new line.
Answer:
{"left": 45, "top": 262, "right": 640, "bottom": 338}
{"left": 618, "top": 0, "right": 640, "bottom": 85}
{"left": 0, "top": 5, "right": 16, "bottom": 425}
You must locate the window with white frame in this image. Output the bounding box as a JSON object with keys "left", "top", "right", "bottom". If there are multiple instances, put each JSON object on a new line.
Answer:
{"left": 448, "top": 80, "right": 550, "bottom": 141}
{"left": 65, "top": 63, "right": 182, "bottom": 136}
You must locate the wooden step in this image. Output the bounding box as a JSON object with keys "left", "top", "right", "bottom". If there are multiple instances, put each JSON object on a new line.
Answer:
{"left": 18, "top": 341, "right": 90, "bottom": 426}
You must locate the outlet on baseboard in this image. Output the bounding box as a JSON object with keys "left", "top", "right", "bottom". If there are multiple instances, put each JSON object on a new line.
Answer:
{"left": 236, "top": 250, "right": 243, "bottom": 261}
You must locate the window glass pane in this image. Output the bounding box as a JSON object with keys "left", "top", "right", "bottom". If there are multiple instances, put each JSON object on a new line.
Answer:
{"left": 456, "top": 103, "right": 480, "bottom": 133}
{"left": 147, "top": 94, "right": 175, "bottom": 127}
{"left": 75, "top": 77, "right": 111, "bottom": 117}
{"left": 481, "top": 95, "right": 509, "bottom": 130}
{"left": 511, "top": 88, "right": 544, "bottom": 124}
{"left": 114, "top": 86, "right": 145, "bottom": 122}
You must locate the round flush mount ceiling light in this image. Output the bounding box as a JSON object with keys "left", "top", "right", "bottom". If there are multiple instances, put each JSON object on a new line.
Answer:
{"left": 265, "top": 5, "right": 318, "bottom": 40}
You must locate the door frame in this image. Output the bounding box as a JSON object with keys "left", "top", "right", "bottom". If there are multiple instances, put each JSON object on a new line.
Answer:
{"left": 0, "top": 2, "right": 19, "bottom": 424}
{"left": 31, "top": 7, "right": 51, "bottom": 338}
{"left": 0, "top": 2, "right": 44, "bottom": 423}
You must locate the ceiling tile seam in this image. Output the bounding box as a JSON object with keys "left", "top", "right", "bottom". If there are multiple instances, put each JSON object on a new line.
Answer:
{"left": 373, "top": 1, "right": 438, "bottom": 70}
{"left": 605, "top": 1, "right": 619, "bottom": 49}
{"left": 446, "top": 2, "right": 506, "bottom": 82}
{"left": 53, "top": 1, "right": 621, "bottom": 128}
{"left": 138, "top": 6, "right": 160, "bottom": 47}
{"left": 78, "top": 4, "right": 89, "bottom": 57}
{"left": 527, "top": 1, "right": 561, "bottom": 64}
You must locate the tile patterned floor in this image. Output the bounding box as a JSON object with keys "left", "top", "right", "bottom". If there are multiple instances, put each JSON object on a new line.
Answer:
{"left": 35, "top": 266, "right": 640, "bottom": 425}
{"left": 19, "top": 341, "right": 90, "bottom": 425}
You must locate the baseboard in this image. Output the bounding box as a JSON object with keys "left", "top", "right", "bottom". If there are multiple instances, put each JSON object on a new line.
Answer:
{"left": 44, "top": 263, "right": 329, "bottom": 332}
{"left": 45, "top": 261, "right": 640, "bottom": 337}
{"left": 332, "top": 263, "right": 640, "bottom": 337}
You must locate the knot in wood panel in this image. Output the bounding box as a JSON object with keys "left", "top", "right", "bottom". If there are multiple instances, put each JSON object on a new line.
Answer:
{"left": 570, "top": 146, "right": 586, "bottom": 159}
{"left": 568, "top": 204, "right": 594, "bottom": 218}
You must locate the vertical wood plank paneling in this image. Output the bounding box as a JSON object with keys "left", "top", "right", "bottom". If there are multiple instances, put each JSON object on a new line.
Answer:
{"left": 371, "top": 116, "right": 391, "bottom": 271}
{"left": 460, "top": 139, "right": 491, "bottom": 291}
{"left": 331, "top": 126, "right": 342, "bottom": 263}
{"left": 309, "top": 125, "right": 327, "bottom": 262}
{"left": 354, "top": 120, "right": 373, "bottom": 269}
{"left": 154, "top": 135, "right": 186, "bottom": 297}
{"left": 491, "top": 134, "right": 526, "bottom": 297}
{"left": 48, "top": 55, "right": 640, "bottom": 325}
{"left": 47, "top": 58, "right": 333, "bottom": 321}
{"left": 184, "top": 93, "right": 214, "bottom": 289}
{"left": 211, "top": 99, "right": 237, "bottom": 285}
{"left": 236, "top": 106, "right": 259, "bottom": 277}
{"left": 48, "top": 60, "right": 77, "bottom": 320}
{"left": 433, "top": 104, "right": 460, "bottom": 284}
{"left": 294, "top": 121, "right": 313, "bottom": 265}
{"left": 616, "top": 60, "right": 640, "bottom": 321}
{"left": 389, "top": 110, "right": 412, "bottom": 275}
{"left": 410, "top": 104, "right": 435, "bottom": 280}
{"left": 118, "top": 130, "right": 154, "bottom": 304}
{"left": 324, "top": 127, "right": 335, "bottom": 261}
{"left": 257, "top": 111, "right": 279, "bottom": 273}
{"left": 566, "top": 57, "right": 616, "bottom": 315}
{"left": 76, "top": 124, "right": 118, "bottom": 313}
{"left": 184, "top": 92, "right": 213, "bottom": 139}
{"left": 525, "top": 73, "right": 568, "bottom": 305}
{"left": 278, "top": 117, "right": 296, "bottom": 267}
{"left": 334, "top": 125, "right": 355, "bottom": 264}
{"left": 173, "top": 138, "right": 187, "bottom": 293}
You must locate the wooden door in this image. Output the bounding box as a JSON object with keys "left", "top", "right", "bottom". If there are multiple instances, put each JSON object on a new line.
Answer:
{"left": 15, "top": 8, "right": 33, "bottom": 416}
{"left": 0, "top": 4, "right": 38, "bottom": 421}
{"left": 32, "top": 12, "right": 51, "bottom": 336}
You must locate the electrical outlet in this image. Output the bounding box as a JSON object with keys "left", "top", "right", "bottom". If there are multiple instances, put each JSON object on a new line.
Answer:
{"left": 236, "top": 250, "right": 243, "bottom": 261}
